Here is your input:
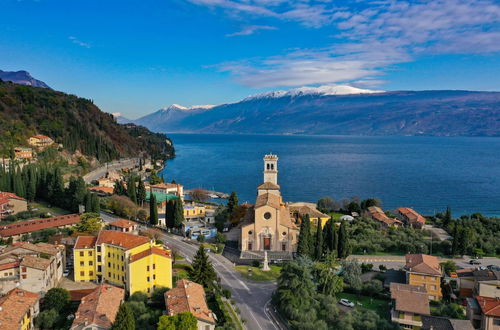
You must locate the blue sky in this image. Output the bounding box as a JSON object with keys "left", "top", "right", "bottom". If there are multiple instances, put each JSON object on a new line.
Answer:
{"left": 1, "top": 0, "right": 499, "bottom": 118}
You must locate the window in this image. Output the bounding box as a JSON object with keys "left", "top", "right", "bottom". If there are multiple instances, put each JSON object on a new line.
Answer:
{"left": 121, "top": 266, "right": 124, "bottom": 271}
{"left": 80, "top": 251, "right": 84, "bottom": 257}
{"left": 108, "top": 262, "right": 111, "bottom": 267}
{"left": 80, "top": 271, "right": 84, "bottom": 276}
{"left": 147, "top": 265, "right": 150, "bottom": 271}
{"left": 121, "top": 256, "right": 124, "bottom": 261}
{"left": 89, "top": 261, "right": 93, "bottom": 266}
{"left": 22, "top": 274, "right": 27, "bottom": 279}
{"left": 97, "top": 246, "right": 101, "bottom": 252}
{"left": 108, "top": 272, "right": 111, "bottom": 277}
{"left": 97, "top": 266, "right": 101, "bottom": 272}
{"left": 147, "top": 277, "right": 150, "bottom": 282}
{"left": 122, "top": 276, "right": 124, "bottom": 282}
{"left": 264, "top": 212, "right": 272, "bottom": 220}
{"left": 430, "top": 285, "right": 436, "bottom": 290}
{"left": 248, "top": 230, "right": 253, "bottom": 235}
{"left": 153, "top": 264, "right": 155, "bottom": 270}
{"left": 147, "top": 288, "right": 150, "bottom": 293}
{"left": 80, "top": 261, "right": 84, "bottom": 266}
{"left": 493, "top": 319, "right": 500, "bottom": 326}
{"left": 248, "top": 242, "right": 252, "bottom": 250}
{"left": 89, "top": 271, "right": 93, "bottom": 276}
{"left": 22, "top": 267, "right": 26, "bottom": 272}
{"left": 282, "top": 243, "right": 286, "bottom": 251}
{"left": 108, "top": 252, "right": 110, "bottom": 257}
{"left": 97, "top": 256, "right": 101, "bottom": 262}
{"left": 3, "top": 272, "right": 7, "bottom": 276}
{"left": 153, "top": 274, "right": 156, "bottom": 280}
{"left": 88, "top": 251, "right": 92, "bottom": 256}
{"left": 282, "top": 232, "right": 286, "bottom": 236}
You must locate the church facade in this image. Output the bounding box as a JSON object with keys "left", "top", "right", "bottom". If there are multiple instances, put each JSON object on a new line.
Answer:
{"left": 239, "top": 154, "right": 299, "bottom": 258}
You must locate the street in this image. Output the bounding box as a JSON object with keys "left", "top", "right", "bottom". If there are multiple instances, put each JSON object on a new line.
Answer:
{"left": 100, "top": 212, "right": 285, "bottom": 330}
{"left": 350, "top": 255, "right": 500, "bottom": 270}
{"left": 83, "top": 158, "right": 139, "bottom": 184}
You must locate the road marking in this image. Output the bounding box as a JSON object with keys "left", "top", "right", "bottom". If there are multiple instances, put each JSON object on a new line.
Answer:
{"left": 264, "top": 299, "right": 280, "bottom": 330}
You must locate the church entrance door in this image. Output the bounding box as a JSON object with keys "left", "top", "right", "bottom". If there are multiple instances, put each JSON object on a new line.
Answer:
{"left": 263, "top": 237, "right": 271, "bottom": 250}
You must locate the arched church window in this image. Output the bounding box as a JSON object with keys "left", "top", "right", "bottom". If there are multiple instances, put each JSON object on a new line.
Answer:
{"left": 248, "top": 230, "right": 253, "bottom": 235}
{"left": 264, "top": 212, "right": 272, "bottom": 220}
{"left": 282, "top": 232, "right": 286, "bottom": 236}
{"left": 271, "top": 164, "right": 274, "bottom": 170}
{"left": 267, "top": 163, "right": 270, "bottom": 170}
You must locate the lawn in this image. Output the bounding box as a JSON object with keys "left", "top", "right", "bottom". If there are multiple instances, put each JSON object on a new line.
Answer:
{"left": 235, "top": 265, "right": 282, "bottom": 281}
{"left": 337, "top": 292, "right": 390, "bottom": 315}
{"left": 31, "top": 201, "right": 71, "bottom": 217}
{"left": 330, "top": 213, "right": 346, "bottom": 220}
{"left": 173, "top": 263, "right": 191, "bottom": 281}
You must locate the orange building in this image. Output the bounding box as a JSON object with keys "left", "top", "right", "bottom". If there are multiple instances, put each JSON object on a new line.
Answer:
{"left": 404, "top": 254, "right": 443, "bottom": 301}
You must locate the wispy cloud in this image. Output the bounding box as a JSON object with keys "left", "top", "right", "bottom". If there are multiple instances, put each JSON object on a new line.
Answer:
{"left": 226, "top": 25, "right": 277, "bottom": 37}
{"left": 68, "top": 36, "right": 91, "bottom": 49}
{"left": 188, "top": 0, "right": 500, "bottom": 88}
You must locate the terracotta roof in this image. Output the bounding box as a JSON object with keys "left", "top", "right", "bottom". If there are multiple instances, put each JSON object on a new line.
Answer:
{"left": 257, "top": 182, "right": 280, "bottom": 190}
{"left": 255, "top": 193, "right": 282, "bottom": 209}
{"left": 397, "top": 207, "right": 426, "bottom": 224}
{"left": 391, "top": 283, "right": 430, "bottom": 315}
{"left": 165, "top": 280, "right": 216, "bottom": 324}
{"left": 20, "top": 255, "right": 51, "bottom": 271}
{"left": 476, "top": 296, "right": 500, "bottom": 317}
{"left": 0, "top": 214, "right": 81, "bottom": 237}
{"left": 289, "top": 204, "right": 330, "bottom": 219}
{"left": 4, "top": 242, "right": 63, "bottom": 256}
{"left": 69, "top": 288, "right": 98, "bottom": 301}
{"left": 0, "top": 261, "right": 19, "bottom": 271}
{"left": 0, "top": 192, "right": 26, "bottom": 202}
{"left": 89, "top": 186, "right": 114, "bottom": 194}
{"left": 74, "top": 236, "right": 97, "bottom": 249}
{"left": 0, "top": 288, "right": 39, "bottom": 330}
{"left": 405, "top": 254, "right": 442, "bottom": 276}
{"left": 71, "top": 284, "right": 124, "bottom": 330}
{"left": 130, "top": 247, "right": 172, "bottom": 263}
{"left": 151, "top": 183, "right": 182, "bottom": 189}
{"left": 96, "top": 230, "right": 151, "bottom": 250}
{"left": 108, "top": 219, "right": 138, "bottom": 229}
{"left": 367, "top": 206, "right": 403, "bottom": 226}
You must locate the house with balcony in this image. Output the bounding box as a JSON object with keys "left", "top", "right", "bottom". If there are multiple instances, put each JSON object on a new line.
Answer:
{"left": 27, "top": 135, "right": 54, "bottom": 148}
{"left": 467, "top": 296, "right": 500, "bottom": 330}
{"left": 390, "top": 282, "right": 430, "bottom": 329}
{"left": 396, "top": 207, "right": 426, "bottom": 229}
{"left": 0, "top": 288, "right": 40, "bottom": 330}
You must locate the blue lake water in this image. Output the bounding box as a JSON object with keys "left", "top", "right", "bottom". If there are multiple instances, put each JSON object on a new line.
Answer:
{"left": 160, "top": 134, "right": 500, "bottom": 217}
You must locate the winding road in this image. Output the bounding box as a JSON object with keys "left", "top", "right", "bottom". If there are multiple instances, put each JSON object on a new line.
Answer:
{"left": 100, "top": 212, "right": 285, "bottom": 330}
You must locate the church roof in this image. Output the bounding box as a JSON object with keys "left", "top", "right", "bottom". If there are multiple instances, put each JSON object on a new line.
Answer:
{"left": 255, "top": 193, "right": 282, "bottom": 209}
{"left": 257, "top": 182, "right": 280, "bottom": 190}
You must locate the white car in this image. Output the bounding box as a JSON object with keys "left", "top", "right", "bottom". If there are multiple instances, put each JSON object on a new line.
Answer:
{"left": 63, "top": 270, "right": 70, "bottom": 277}
{"left": 339, "top": 299, "right": 355, "bottom": 308}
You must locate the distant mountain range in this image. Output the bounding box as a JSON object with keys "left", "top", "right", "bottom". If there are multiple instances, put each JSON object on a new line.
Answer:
{"left": 129, "top": 85, "right": 500, "bottom": 137}
{"left": 0, "top": 70, "right": 50, "bottom": 89}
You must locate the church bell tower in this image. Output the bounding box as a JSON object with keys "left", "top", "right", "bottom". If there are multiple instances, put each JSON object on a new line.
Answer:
{"left": 263, "top": 154, "right": 278, "bottom": 185}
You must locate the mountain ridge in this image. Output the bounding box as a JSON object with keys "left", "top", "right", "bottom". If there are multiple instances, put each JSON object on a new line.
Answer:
{"left": 0, "top": 70, "right": 50, "bottom": 89}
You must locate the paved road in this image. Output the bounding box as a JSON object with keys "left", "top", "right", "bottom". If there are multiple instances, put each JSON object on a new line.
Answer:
{"left": 100, "top": 212, "right": 285, "bottom": 330}
{"left": 84, "top": 158, "right": 139, "bottom": 183}
{"left": 350, "top": 255, "right": 500, "bottom": 271}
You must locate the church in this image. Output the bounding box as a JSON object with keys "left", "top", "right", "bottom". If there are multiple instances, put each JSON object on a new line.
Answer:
{"left": 239, "top": 154, "right": 299, "bottom": 260}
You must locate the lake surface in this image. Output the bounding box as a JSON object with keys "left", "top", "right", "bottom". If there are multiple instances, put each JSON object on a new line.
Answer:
{"left": 160, "top": 134, "right": 500, "bottom": 217}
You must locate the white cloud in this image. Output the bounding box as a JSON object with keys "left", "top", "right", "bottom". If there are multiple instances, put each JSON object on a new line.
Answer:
{"left": 226, "top": 25, "right": 277, "bottom": 36}
{"left": 188, "top": 0, "right": 500, "bottom": 88}
{"left": 68, "top": 36, "right": 91, "bottom": 49}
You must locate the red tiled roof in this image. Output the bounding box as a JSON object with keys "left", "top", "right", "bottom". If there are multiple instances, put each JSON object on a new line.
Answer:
{"left": 69, "top": 288, "right": 97, "bottom": 301}
{"left": 0, "top": 261, "right": 20, "bottom": 271}
{"left": 74, "top": 236, "right": 97, "bottom": 249}
{"left": 20, "top": 255, "right": 51, "bottom": 271}
{"left": 130, "top": 247, "right": 171, "bottom": 263}
{"left": 108, "top": 219, "right": 138, "bottom": 229}
{"left": 71, "top": 284, "right": 124, "bottom": 330}
{"left": 397, "top": 207, "right": 426, "bottom": 224}
{"left": 96, "top": 230, "right": 151, "bottom": 250}
{"left": 0, "top": 192, "right": 26, "bottom": 202}
{"left": 0, "top": 214, "right": 81, "bottom": 237}
{"left": 151, "top": 183, "right": 182, "bottom": 189}
{"left": 476, "top": 296, "right": 500, "bottom": 317}
{"left": 0, "top": 288, "right": 39, "bottom": 330}
{"left": 89, "top": 186, "right": 114, "bottom": 194}
{"left": 391, "top": 283, "right": 430, "bottom": 315}
{"left": 165, "top": 280, "right": 216, "bottom": 324}
{"left": 405, "top": 254, "right": 442, "bottom": 276}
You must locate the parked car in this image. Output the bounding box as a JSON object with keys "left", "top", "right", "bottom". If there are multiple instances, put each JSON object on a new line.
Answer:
{"left": 469, "top": 260, "right": 481, "bottom": 265}
{"left": 63, "top": 269, "right": 70, "bottom": 277}
{"left": 339, "top": 299, "right": 355, "bottom": 307}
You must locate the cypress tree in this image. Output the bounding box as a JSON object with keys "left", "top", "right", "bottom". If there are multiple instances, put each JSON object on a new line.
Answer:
{"left": 443, "top": 206, "right": 452, "bottom": 228}
{"left": 314, "top": 220, "right": 323, "bottom": 260}
{"left": 111, "top": 303, "right": 135, "bottom": 330}
{"left": 149, "top": 194, "right": 158, "bottom": 225}
{"left": 91, "top": 193, "right": 100, "bottom": 213}
{"left": 297, "top": 214, "right": 312, "bottom": 257}
{"left": 337, "top": 221, "right": 350, "bottom": 259}
{"left": 227, "top": 192, "right": 238, "bottom": 215}
{"left": 84, "top": 192, "right": 92, "bottom": 213}
{"left": 451, "top": 224, "right": 459, "bottom": 256}
{"left": 127, "top": 177, "right": 137, "bottom": 204}
{"left": 188, "top": 245, "right": 217, "bottom": 289}
{"left": 137, "top": 180, "right": 146, "bottom": 206}
{"left": 165, "top": 200, "right": 175, "bottom": 229}
{"left": 113, "top": 180, "right": 125, "bottom": 195}
{"left": 173, "top": 199, "right": 185, "bottom": 230}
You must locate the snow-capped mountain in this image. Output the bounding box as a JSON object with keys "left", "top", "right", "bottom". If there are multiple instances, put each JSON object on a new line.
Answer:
{"left": 244, "top": 85, "right": 383, "bottom": 100}
{"left": 132, "top": 87, "right": 500, "bottom": 136}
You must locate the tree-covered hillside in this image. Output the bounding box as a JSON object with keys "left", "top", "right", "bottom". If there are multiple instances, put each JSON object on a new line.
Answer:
{"left": 0, "top": 80, "right": 174, "bottom": 161}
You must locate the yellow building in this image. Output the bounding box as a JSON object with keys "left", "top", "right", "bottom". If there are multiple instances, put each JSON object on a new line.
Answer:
{"left": 184, "top": 204, "right": 206, "bottom": 219}
{"left": 27, "top": 135, "right": 54, "bottom": 148}
{"left": 288, "top": 202, "right": 331, "bottom": 228}
{"left": 0, "top": 288, "right": 40, "bottom": 330}
{"left": 73, "top": 230, "right": 172, "bottom": 295}
{"left": 405, "top": 254, "right": 443, "bottom": 301}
